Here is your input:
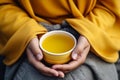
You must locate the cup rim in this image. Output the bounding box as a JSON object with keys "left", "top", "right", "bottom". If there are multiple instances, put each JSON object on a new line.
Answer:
{"left": 39, "top": 30, "right": 77, "bottom": 56}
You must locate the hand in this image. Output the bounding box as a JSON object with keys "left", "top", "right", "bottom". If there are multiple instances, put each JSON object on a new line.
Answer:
{"left": 52, "top": 36, "right": 90, "bottom": 73}
{"left": 26, "top": 37, "right": 64, "bottom": 77}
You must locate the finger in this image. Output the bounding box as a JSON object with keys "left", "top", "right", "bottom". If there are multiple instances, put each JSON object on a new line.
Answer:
{"left": 72, "top": 41, "right": 90, "bottom": 65}
{"left": 28, "top": 38, "right": 43, "bottom": 60}
{"left": 26, "top": 49, "right": 59, "bottom": 77}
{"left": 40, "top": 66, "right": 59, "bottom": 77}
{"left": 79, "top": 45, "right": 90, "bottom": 62}
{"left": 58, "top": 71, "right": 65, "bottom": 78}
{"left": 72, "top": 36, "right": 86, "bottom": 60}
{"left": 52, "top": 60, "right": 79, "bottom": 73}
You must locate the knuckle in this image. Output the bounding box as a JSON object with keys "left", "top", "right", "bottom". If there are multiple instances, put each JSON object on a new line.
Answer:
{"left": 76, "top": 46, "right": 83, "bottom": 53}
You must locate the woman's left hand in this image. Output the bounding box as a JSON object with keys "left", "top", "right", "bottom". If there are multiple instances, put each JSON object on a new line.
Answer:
{"left": 52, "top": 36, "right": 90, "bottom": 73}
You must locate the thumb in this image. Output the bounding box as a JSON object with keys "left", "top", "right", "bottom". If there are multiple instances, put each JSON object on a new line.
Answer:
{"left": 71, "top": 52, "right": 78, "bottom": 60}
{"left": 71, "top": 44, "right": 83, "bottom": 60}
{"left": 28, "top": 38, "right": 43, "bottom": 60}
{"left": 71, "top": 36, "right": 85, "bottom": 60}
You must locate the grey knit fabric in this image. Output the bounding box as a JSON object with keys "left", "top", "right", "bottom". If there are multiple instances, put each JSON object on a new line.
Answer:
{"left": 4, "top": 54, "right": 118, "bottom": 80}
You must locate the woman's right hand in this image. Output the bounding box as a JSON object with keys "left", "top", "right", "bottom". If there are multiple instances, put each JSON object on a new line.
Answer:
{"left": 26, "top": 37, "right": 64, "bottom": 78}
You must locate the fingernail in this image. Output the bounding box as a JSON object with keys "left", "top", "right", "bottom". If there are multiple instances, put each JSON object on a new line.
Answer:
{"left": 72, "top": 53, "right": 78, "bottom": 60}
{"left": 36, "top": 54, "right": 42, "bottom": 60}
{"left": 61, "top": 75, "right": 65, "bottom": 78}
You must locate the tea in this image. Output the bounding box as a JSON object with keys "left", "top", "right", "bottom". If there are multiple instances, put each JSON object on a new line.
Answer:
{"left": 42, "top": 34, "right": 75, "bottom": 53}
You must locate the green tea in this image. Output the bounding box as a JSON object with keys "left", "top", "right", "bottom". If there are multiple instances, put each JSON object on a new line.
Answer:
{"left": 42, "top": 34, "right": 75, "bottom": 53}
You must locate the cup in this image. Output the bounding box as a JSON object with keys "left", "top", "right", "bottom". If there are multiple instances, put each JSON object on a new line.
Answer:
{"left": 39, "top": 30, "right": 76, "bottom": 64}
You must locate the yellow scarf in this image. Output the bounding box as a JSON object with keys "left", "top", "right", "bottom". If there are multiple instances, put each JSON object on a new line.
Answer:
{"left": 0, "top": 0, "right": 120, "bottom": 65}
